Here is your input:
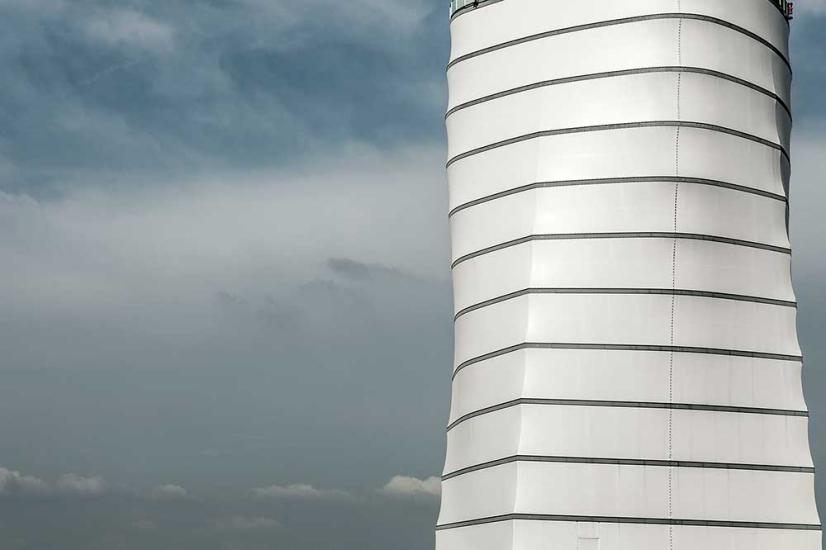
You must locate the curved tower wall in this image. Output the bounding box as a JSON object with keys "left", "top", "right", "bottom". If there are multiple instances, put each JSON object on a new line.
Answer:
{"left": 438, "top": 1, "right": 821, "bottom": 549}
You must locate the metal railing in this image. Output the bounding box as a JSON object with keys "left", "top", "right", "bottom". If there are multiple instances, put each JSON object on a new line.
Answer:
{"left": 449, "top": 0, "right": 477, "bottom": 16}
{"left": 772, "top": 0, "right": 795, "bottom": 19}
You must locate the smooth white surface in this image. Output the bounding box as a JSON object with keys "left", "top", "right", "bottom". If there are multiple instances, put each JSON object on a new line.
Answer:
{"left": 441, "top": 0, "right": 819, "bottom": 547}
{"left": 437, "top": 521, "right": 821, "bottom": 550}
{"left": 447, "top": 71, "right": 790, "bottom": 160}
{"left": 447, "top": 19, "right": 790, "bottom": 112}
{"left": 449, "top": 183, "right": 789, "bottom": 263}
{"left": 444, "top": 406, "right": 813, "bottom": 474}
{"left": 452, "top": 240, "right": 796, "bottom": 313}
{"left": 439, "top": 463, "right": 818, "bottom": 525}
{"left": 447, "top": 350, "right": 806, "bottom": 424}
{"left": 454, "top": 294, "right": 800, "bottom": 368}
{"left": 447, "top": 128, "right": 789, "bottom": 211}
{"left": 449, "top": 0, "right": 790, "bottom": 62}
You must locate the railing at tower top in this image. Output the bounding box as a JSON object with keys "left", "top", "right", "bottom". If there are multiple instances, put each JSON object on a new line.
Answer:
{"left": 449, "top": 0, "right": 794, "bottom": 19}
{"left": 774, "top": 0, "right": 795, "bottom": 18}
{"left": 448, "top": 0, "right": 475, "bottom": 16}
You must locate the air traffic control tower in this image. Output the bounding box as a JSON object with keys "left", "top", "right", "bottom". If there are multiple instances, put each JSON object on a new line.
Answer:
{"left": 438, "top": 1, "right": 821, "bottom": 549}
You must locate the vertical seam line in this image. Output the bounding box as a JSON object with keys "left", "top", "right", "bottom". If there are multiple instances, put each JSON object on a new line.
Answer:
{"left": 669, "top": 6, "right": 682, "bottom": 550}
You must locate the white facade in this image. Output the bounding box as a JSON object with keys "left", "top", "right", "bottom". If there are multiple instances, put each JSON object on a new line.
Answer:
{"left": 439, "top": 1, "right": 821, "bottom": 549}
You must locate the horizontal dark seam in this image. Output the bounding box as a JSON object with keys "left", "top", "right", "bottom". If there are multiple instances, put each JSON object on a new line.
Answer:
{"left": 451, "top": 233, "right": 791, "bottom": 269}
{"left": 454, "top": 288, "right": 796, "bottom": 320}
{"left": 447, "top": 177, "right": 787, "bottom": 217}
{"left": 446, "top": 13, "right": 791, "bottom": 71}
{"left": 452, "top": 343, "right": 802, "bottom": 380}
{"left": 446, "top": 121, "right": 788, "bottom": 168}
{"left": 445, "top": 66, "right": 792, "bottom": 119}
{"left": 450, "top": 0, "right": 792, "bottom": 27}
{"left": 436, "top": 514, "right": 820, "bottom": 531}
{"left": 446, "top": 398, "right": 808, "bottom": 431}
{"left": 442, "top": 456, "right": 815, "bottom": 481}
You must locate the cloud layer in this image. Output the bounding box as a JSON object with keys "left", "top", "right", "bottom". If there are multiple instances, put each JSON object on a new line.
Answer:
{"left": 252, "top": 483, "right": 349, "bottom": 500}
{"left": 215, "top": 516, "right": 282, "bottom": 531}
{"left": 150, "top": 484, "right": 188, "bottom": 500}
{"left": 0, "top": 466, "right": 50, "bottom": 497}
{"left": 0, "top": 466, "right": 107, "bottom": 498}
{"left": 798, "top": 0, "right": 826, "bottom": 15}
{"left": 0, "top": 0, "right": 446, "bottom": 197}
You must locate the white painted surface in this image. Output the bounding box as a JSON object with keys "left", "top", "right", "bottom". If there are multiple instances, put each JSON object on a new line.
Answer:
{"left": 448, "top": 350, "right": 806, "bottom": 423}
{"left": 444, "top": 405, "right": 813, "bottom": 474}
{"left": 447, "top": 128, "right": 789, "bottom": 211}
{"left": 440, "top": 0, "right": 819, "bottom": 548}
{"left": 449, "top": 184, "right": 790, "bottom": 262}
{"left": 452, "top": 240, "right": 796, "bottom": 312}
{"left": 449, "top": 0, "right": 789, "bottom": 62}
{"left": 439, "top": 463, "right": 818, "bottom": 525}
{"left": 437, "top": 520, "right": 821, "bottom": 550}
{"left": 454, "top": 294, "right": 800, "bottom": 367}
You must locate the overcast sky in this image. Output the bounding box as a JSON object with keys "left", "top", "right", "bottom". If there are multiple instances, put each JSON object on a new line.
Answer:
{"left": 0, "top": 1, "right": 824, "bottom": 549}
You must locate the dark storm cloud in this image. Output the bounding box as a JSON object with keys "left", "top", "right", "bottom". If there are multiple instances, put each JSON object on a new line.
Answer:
{"left": 326, "top": 257, "right": 404, "bottom": 281}
{"left": 0, "top": 0, "right": 448, "bottom": 196}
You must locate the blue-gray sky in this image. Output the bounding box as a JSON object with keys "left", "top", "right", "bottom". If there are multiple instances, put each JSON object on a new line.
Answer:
{"left": 0, "top": 1, "right": 824, "bottom": 549}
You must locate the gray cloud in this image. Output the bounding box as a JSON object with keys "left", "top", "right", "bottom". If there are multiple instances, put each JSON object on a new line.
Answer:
{"left": 252, "top": 484, "right": 349, "bottom": 500}
{"left": 131, "top": 518, "right": 159, "bottom": 531}
{"left": 215, "top": 516, "right": 282, "bottom": 531}
{"left": 327, "top": 258, "right": 404, "bottom": 282}
{"left": 798, "top": 0, "right": 826, "bottom": 15}
{"left": 790, "top": 13, "right": 826, "bottom": 130}
{"left": 150, "top": 484, "right": 189, "bottom": 500}
{"left": 2, "top": 3, "right": 447, "bottom": 547}
{"left": 0, "top": 0, "right": 447, "bottom": 197}
{"left": 237, "top": 0, "right": 434, "bottom": 37}
{"left": 83, "top": 8, "right": 176, "bottom": 53}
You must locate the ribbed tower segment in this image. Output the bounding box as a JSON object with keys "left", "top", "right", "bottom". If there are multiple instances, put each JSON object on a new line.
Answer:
{"left": 438, "top": 1, "right": 821, "bottom": 549}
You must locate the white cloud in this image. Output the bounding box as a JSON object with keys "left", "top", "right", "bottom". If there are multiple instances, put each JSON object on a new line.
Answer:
{"left": 252, "top": 483, "right": 348, "bottom": 499}
{"left": 56, "top": 474, "right": 108, "bottom": 496}
{"left": 0, "top": 467, "right": 108, "bottom": 498}
{"left": 84, "top": 9, "right": 175, "bottom": 53}
{"left": 216, "top": 516, "right": 282, "bottom": 530}
{"left": 0, "top": 467, "right": 50, "bottom": 496}
{"left": 379, "top": 475, "right": 441, "bottom": 499}
{"left": 150, "top": 484, "right": 189, "bottom": 500}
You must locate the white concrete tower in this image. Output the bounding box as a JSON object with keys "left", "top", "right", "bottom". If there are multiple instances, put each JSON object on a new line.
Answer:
{"left": 438, "top": 1, "right": 822, "bottom": 549}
